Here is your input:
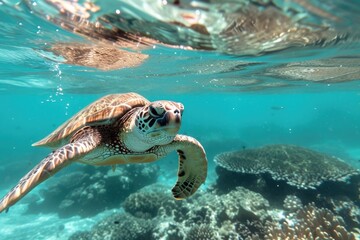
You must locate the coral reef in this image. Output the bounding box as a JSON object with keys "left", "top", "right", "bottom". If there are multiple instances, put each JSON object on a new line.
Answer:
{"left": 214, "top": 144, "right": 360, "bottom": 210}
{"left": 68, "top": 212, "right": 155, "bottom": 240}
{"left": 319, "top": 197, "right": 360, "bottom": 230}
{"left": 265, "top": 203, "right": 357, "bottom": 240}
{"left": 69, "top": 181, "right": 359, "bottom": 240}
{"left": 27, "top": 164, "right": 159, "bottom": 217}
{"left": 185, "top": 224, "right": 219, "bottom": 240}
{"left": 70, "top": 184, "right": 271, "bottom": 239}
{"left": 129, "top": 184, "right": 271, "bottom": 239}
{"left": 122, "top": 184, "right": 174, "bottom": 219}
{"left": 68, "top": 144, "right": 360, "bottom": 239}
{"left": 214, "top": 144, "right": 359, "bottom": 190}
{"left": 283, "top": 195, "right": 303, "bottom": 212}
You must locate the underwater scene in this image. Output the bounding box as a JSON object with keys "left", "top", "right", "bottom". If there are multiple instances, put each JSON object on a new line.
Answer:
{"left": 0, "top": 0, "right": 360, "bottom": 239}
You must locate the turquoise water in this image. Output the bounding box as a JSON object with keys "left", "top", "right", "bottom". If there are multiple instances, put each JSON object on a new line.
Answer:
{"left": 0, "top": 0, "right": 360, "bottom": 239}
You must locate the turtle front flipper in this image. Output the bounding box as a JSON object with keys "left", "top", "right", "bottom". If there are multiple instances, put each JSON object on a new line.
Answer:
{"left": 165, "top": 134, "right": 207, "bottom": 199}
{"left": 0, "top": 128, "right": 100, "bottom": 213}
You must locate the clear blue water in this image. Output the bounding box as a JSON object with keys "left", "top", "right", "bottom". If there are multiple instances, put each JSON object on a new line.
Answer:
{"left": 0, "top": 0, "right": 360, "bottom": 239}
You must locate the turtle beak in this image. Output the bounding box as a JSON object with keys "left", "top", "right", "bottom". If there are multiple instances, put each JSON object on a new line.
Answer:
{"left": 157, "top": 111, "right": 181, "bottom": 134}
{"left": 168, "top": 104, "right": 182, "bottom": 129}
{"left": 148, "top": 110, "right": 181, "bottom": 137}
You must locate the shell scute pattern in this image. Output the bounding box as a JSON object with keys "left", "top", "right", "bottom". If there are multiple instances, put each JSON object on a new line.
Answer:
{"left": 33, "top": 93, "right": 149, "bottom": 147}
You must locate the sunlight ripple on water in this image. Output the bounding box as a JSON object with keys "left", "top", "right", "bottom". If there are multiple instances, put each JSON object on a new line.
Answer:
{"left": 0, "top": 0, "right": 359, "bottom": 94}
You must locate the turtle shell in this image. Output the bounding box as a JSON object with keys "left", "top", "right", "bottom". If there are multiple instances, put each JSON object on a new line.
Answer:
{"left": 33, "top": 92, "right": 149, "bottom": 148}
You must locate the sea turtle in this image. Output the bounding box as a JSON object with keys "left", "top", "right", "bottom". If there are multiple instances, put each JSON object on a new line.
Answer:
{"left": 0, "top": 92, "right": 207, "bottom": 213}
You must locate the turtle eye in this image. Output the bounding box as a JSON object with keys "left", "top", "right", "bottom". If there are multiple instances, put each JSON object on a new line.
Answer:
{"left": 149, "top": 106, "right": 158, "bottom": 117}
{"left": 149, "top": 105, "right": 164, "bottom": 118}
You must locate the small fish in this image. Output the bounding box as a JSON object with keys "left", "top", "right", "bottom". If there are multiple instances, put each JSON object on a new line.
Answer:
{"left": 271, "top": 106, "right": 285, "bottom": 110}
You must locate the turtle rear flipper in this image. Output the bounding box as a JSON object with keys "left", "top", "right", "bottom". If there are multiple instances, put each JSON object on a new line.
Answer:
{"left": 0, "top": 127, "right": 101, "bottom": 213}
{"left": 167, "top": 135, "right": 207, "bottom": 199}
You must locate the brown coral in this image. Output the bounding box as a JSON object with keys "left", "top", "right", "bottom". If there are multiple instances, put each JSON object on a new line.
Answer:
{"left": 283, "top": 195, "right": 303, "bottom": 212}
{"left": 265, "top": 203, "right": 356, "bottom": 240}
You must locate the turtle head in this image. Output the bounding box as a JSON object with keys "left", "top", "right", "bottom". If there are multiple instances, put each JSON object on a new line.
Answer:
{"left": 134, "top": 100, "right": 183, "bottom": 146}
